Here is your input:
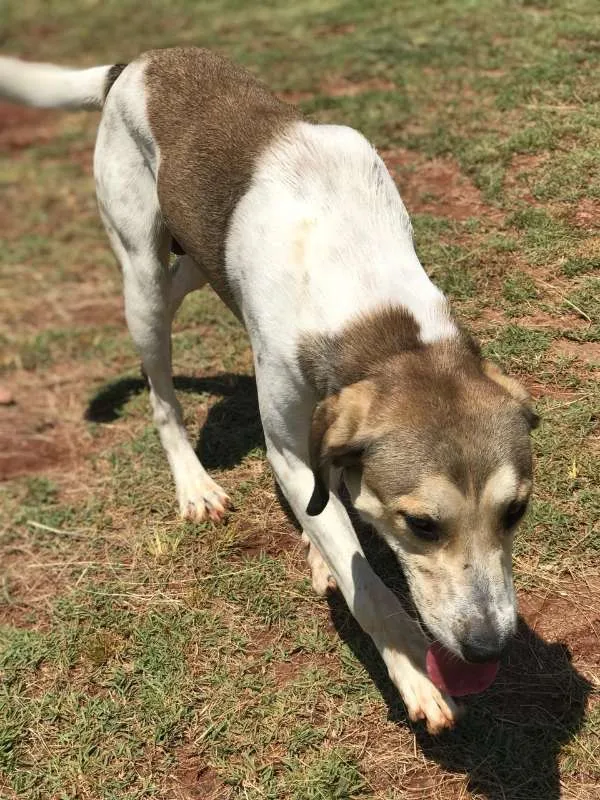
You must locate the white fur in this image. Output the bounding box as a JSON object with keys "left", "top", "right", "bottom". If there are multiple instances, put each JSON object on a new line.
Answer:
{"left": 0, "top": 56, "right": 112, "bottom": 110}
{"left": 3, "top": 54, "right": 459, "bottom": 733}
{"left": 228, "top": 121, "right": 458, "bottom": 732}
{"left": 227, "top": 121, "right": 456, "bottom": 346}
{"left": 481, "top": 463, "right": 519, "bottom": 509}
{"left": 94, "top": 61, "right": 229, "bottom": 523}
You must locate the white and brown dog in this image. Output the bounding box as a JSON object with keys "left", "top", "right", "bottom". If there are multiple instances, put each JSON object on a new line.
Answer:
{"left": 0, "top": 49, "right": 537, "bottom": 733}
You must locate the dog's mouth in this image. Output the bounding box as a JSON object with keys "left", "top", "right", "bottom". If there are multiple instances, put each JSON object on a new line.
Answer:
{"left": 425, "top": 641, "right": 499, "bottom": 697}
{"left": 397, "top": 583, "right": 502, "bottom": 697}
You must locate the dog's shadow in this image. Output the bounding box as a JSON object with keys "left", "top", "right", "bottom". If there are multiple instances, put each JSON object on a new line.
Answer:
{"left": 87, "top": 372, "right": 592, "bottom": 800}
{"left": 329, "top": 509, "right": 592, "bottom": 800}
{"left": 85, "top": 372, "right": 264, "bottom": 468}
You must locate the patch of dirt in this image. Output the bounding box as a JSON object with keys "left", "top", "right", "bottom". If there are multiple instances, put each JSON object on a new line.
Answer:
{"left": 527, "top": 382, "right": 581, "bottom": 401}
{"left": 279, "top": 75, "right": 395, "bottom": 105}
{"left": 512, "top": 310, "right": 563, "bottom": 329}
{"left": 348, "top": 715, "right": 468, "bottom": 800}
{"left": 17, "top": 292, "right": 124, "bottom": 331}
{"left": 0, "top": 385, "right": 15, "bottom": 405}
{"left": 20, "top": 23, "right": 61, "bottom": 43}
{"left": 278, "top": 88, "right": 314, "bottom": 104}
{"left": 225, "top": 475, "right": 302, "bottom": 561}
{"left": 241, "top": 624, "right": 282, "bottom": 658}
{"left": 472, "top": 307, "right": 508, "bottom": 328}
{"left": 551, "top": 339, "right": 600, "bottom": 365}
{"left": 573, "top": 198, "right": 600, "bottom": 229}
{"left": 504, "top": 152, "right": 550, "bottom": 204}
{"left": 313, "top": 22, "right": 356, "bottom": 37}
{"left": 171, "top": 748, "right": 229, "bottom": 800}
{"left": 0, "top": 552, "right": 68, "bottom": 631}
{"left": 382, "top": 148, "right": 503, "bottom": 223}
{"left": 231, "top": 520, "right": 300, "bottom": 560}
{"left": 510, "top": 153, "right": 551, "bottom": 173}
{"left": 322, "top": 76, "right": 396, "bottom": 98}
{"left": 0, "top": 102, "right": 58, "bottom": 150}
{"left": 519, "top": 577, "right": 600, "bottom": 673}
{"left": 63, "top": 142, "right": 95, "bottom": 175}
{"left": 0, "top": 362, "right": 125, "bottom": 480}
{"left": 0, "top": 418, "right": 74, "bottom": 480}
{"left": 572, "top": 235, "right": 600, "bottom": 261}
{"left": 478, "top": 307, "right": 588, "bottom": 339}
{"left": 0, "top": 361, "right": 137, "bottom": 630}
{"left": 269, "top": 650, "right": 334, "bottom": 686}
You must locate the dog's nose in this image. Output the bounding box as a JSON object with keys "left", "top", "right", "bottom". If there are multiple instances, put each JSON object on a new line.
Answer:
{"left": 461, "top": 640, "right": 503, "bottom": 663}
{"left": 460, "top": 628, "right": 509, "bottom": 664}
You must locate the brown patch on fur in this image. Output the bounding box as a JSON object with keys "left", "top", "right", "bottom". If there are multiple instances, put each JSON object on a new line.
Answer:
{"left": 299, "top": 305, "right": 424, "bottom": 397}
{"left": 302, "top": 306, "right": 433, "bottom": 514}
{"left": 145, "top": 48, "right": 301, "bottom": 314}
{"left": 302, "top": 307, "right": 535, "bottom": 514}
{"left": 483, "top": 360, "right": 539, "bottom": 429}
{"left": 307, "top": 381, "right": 378, "bottom": 515}
{"left": 359, "top": 345, "right": 534, "bottom": 504}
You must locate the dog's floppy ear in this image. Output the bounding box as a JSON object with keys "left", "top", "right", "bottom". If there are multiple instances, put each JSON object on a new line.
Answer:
{"left": 483, "top": 361, "right": 539, "bottom": 430}
{"left": 306, "top": 381, "right": 376, "bottom": 516}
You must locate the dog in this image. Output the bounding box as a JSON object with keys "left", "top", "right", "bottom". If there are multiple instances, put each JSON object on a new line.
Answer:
{"left": 0, "top": 48, "right": 537, "bottom": 733}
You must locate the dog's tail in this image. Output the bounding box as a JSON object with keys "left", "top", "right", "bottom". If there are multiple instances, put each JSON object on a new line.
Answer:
{"left": 0, "top": 57, "right": 126, "bottom": 111}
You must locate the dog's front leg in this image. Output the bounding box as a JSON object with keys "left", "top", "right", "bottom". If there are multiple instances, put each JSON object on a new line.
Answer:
{"left": 266, "top": 442, "right": 458, "bottom": 734}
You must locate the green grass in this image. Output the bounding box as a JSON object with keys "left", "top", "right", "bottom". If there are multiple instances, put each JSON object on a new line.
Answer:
{"left": 1, "top": 1, "right": 599, "bottom": 798}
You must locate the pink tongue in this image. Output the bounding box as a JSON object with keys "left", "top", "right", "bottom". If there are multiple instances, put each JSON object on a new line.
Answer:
{"left": 426, "top": 641, "right": 499, "bottom": 697}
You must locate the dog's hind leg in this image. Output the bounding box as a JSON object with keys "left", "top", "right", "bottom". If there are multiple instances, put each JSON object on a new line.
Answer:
{"left": 167, "top": 254, "right": 207, "bottom": 370}
{"left": 169, "top": 254, "right": 207, "bottom": 323}
{"left": 94, "top": 81, "right": 229, "bottom": 523}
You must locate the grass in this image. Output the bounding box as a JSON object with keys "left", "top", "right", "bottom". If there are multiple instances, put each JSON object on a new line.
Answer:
{"left": 1, "top": 1, "right": 599, "bottom": 798}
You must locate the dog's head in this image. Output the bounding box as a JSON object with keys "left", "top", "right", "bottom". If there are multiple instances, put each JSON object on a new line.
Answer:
{"left": 307, "top": 340, "right": 537, "bottom": 663}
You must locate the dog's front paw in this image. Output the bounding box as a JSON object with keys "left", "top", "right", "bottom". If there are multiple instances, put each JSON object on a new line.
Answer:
{"left": 384, "top": 650, "right": 459, "bottom": 735}
{"left": 178, "top": 476, "right": 231, "bottom": 523}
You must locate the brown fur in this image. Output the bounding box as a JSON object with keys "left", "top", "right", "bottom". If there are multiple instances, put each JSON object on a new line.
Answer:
{"left": 299, "top": 305, "right": 424, "bottom": 397}
{"left": 145, "top": 47, "right": 301, "bottom": 313}
{"left": 307, "top": 381, "right": 379, "bottom": 515}
{"left": 483, "top": 360, "right": 539, "bottom": 429}
{"left": 303, "top": 307, "right": 537, "bottom": 515}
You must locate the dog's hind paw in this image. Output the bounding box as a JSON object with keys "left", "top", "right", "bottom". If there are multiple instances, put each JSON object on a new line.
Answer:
{"left": 301, "top": 533, "right": 338, "bottom": 595}
{"left": 179, "top": 477, "right": 231, "bottom": 523}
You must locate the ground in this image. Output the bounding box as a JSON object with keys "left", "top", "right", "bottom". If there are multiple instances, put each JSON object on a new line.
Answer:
{"left": 0, "top": 1, "right": 599, "bottom": 798}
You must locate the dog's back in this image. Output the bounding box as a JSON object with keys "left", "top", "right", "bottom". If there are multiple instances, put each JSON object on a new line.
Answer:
{"left": 143, "top": 48, "right": 301, "bottom": 308}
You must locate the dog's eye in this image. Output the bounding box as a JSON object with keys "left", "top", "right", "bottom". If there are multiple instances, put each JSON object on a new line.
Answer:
{"left": 503, "top": 500, "right": 528, "bottom": 529}
{"left": 401, "top": 513, "right": 440, "bottom": 542}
